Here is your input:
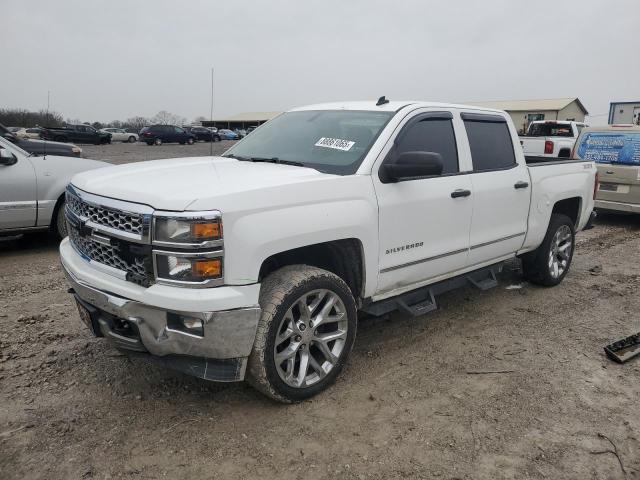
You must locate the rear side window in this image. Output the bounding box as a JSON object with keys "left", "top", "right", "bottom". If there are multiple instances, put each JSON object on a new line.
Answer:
{"left": 395, "top": 118, "right": 459, "bottom": 174}
{"left": 577, "top": 132, "right": 640, "bottom": 164}
{"left": 463, "top": 115, "right": 516, "bottom": 171}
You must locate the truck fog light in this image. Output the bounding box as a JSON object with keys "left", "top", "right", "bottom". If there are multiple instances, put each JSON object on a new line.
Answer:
{"left": 167, "top": 313, "right": 204, "bottom": 336}
{"left": 180, "top": 315, "right": 204, "bottom": 337}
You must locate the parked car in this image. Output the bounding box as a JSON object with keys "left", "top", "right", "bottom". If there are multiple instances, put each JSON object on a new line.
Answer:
{"left": 100, "top": 128, "right": 138, "bottom": 143}
{"left": 520, "top": 120, "right": 586, "bottom": 158}
{"left": 14, "top": 127, "right": 43, "bottom": 139}
{"left": 573, "top": 124, "right": 640, "bottom": 214}
{"left": 218, "top": 129, "right": 239, "bottom": 140}
{"left": 59, "top": 100, "right": 597, "bottom": 402}
{"left": 233, "top": 128, "right": 247, "bottom": 138}
{"left": 185, "top": 126, "right": 220, "bottom": 142}
{"left": 0, "top": 136, "right": 107, "bottom": 238}
{"left": 1, "top": 123, "right": 82, "bottom": 157}
{"left": 139, "top": 125, "right": 196, "bottom": 146}
{"left": 246, "top": 126, "right": 258, "bottom": 134}
{"left": 41, "top": 124, "right": 111, "bottom": 145}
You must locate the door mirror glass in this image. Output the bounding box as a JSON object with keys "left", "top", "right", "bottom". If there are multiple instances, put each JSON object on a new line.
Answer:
{"left": 383, "top": 152, "right": 444, "bottom": 182}
{"left": 0, "top": 148, "right": 18, "bottom": 166}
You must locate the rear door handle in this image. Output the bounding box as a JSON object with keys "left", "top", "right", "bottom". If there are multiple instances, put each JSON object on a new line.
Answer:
{"left": 451, "top": 189, "right": 471, "bottom": 198}
{"left": 514, "top": 181, "right": 529, "bottom": 189}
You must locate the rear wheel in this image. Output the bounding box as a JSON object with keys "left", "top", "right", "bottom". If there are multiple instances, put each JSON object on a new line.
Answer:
{"left": 128, "top": 136, "right": 136, "bottom": 143}
{"left": 186, "top": 137, "right": 194, "bottom": 145}
{"left": 154, "top": 138, "right": 162, "bottom": 146}
{"left": 146, "top": 141, "right": 153, "bottom": 146}
{"left": 522, "top": 213, "right": 575, "bottom": 286}
{"left": 247, "top": 265, "right": 357, "bottom": 403}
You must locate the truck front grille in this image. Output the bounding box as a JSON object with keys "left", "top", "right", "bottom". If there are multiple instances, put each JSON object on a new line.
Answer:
{"left": 68, "top": 228, "right": 151, "bottom": 286}
{"left": 66, "top": 191, "right": 144, "bottom": 236}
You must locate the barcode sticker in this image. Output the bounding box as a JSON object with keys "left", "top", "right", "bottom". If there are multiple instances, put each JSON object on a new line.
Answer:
{"left": 314, "top": 137, "right": 355, "bottom": 151}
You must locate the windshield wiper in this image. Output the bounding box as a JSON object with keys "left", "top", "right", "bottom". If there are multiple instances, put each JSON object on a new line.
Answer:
{"left": 224, "top": 154, "right": 304, "bottom": 167}
{"left": 248, "top": 157, "right": 305, "bottom": 167}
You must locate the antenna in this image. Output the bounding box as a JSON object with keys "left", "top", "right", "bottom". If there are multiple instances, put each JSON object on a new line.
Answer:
{"left": 376, "top": 96, "right": 389, "bottom": 106}
{"left": 209, "top": 67, "right": 214, "bottom": 157}
{"left": 44, "top": 90, "right": 50, "bottom": 158}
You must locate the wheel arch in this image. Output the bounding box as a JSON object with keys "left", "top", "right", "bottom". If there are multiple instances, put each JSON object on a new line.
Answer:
{"left": 552, "top": 196, "right": 582, "bottom": 228}
{"left": 258, "top": 238, "right": 366, "bottom": 303}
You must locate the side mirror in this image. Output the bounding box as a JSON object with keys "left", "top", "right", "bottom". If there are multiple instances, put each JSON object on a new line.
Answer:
{"left": 382, "top": 151, "right": 444, "bottom": 182}
{"left": 0, "top": 149, "right": 18, "bottom": 166}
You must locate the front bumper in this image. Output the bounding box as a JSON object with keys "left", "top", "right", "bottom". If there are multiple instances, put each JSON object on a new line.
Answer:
{"left": 60, "top": 239, "right": 261, "bottom": 382}
{"left": 595, "top": 199, "right": 640, "bottom": 214}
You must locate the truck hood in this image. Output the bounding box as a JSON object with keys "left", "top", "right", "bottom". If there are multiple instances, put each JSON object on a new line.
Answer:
{"left": 71, "top": 156, "right": 329, "bottom": 210}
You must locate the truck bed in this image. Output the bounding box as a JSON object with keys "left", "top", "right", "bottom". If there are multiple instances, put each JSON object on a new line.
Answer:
{"left": 525, "top": 155, "right": 586, "bottom": 166}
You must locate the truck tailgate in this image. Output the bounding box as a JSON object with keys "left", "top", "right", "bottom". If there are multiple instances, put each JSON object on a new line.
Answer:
{"left": 597, "top": 164, "right": 640, "bottom": 205}
{"left": 520, "top": 137, "right": 544, "bottom": 155}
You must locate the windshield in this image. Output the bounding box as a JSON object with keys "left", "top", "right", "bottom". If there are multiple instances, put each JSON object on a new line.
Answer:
{"left": 223, "top": 110, "right": 394, "bottom": 174}
{"left": 527, "top": 122, "right": 574, "bottom": 137}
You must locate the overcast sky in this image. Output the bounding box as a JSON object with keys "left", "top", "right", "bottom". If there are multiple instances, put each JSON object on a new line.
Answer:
{"left": 3, "top": 0, "right": 638, "bottom": 125}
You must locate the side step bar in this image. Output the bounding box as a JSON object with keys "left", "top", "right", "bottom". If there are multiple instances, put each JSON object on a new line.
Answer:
{"left": 362, "top": 263, "right": 503, "bottom": 318}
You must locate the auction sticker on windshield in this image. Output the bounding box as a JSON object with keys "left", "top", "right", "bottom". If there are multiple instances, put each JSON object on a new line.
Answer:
{"left": 315, "top": 137, "right": 355, "bottom": 151}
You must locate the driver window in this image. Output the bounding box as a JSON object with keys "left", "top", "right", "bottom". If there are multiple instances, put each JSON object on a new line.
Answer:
{"left": 174, "top": 127, "right": 184, "bottom": 133}
{"left": 395, "top": 118, "right": 459, "bottom": 174}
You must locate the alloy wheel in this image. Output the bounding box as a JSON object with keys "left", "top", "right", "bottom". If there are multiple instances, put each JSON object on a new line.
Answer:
{"left": 548, "top": 224, "right": 572, "bottom": 279}
{"left": 273, "top": 289, "right": 348, "bottom": 388}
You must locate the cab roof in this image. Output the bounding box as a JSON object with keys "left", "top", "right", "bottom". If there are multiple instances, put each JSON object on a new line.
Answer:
{"left": 289, "top": 101, "right": 507, "bottom": 115}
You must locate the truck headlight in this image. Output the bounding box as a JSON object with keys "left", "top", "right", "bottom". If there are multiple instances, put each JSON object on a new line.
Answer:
{"left": 153, "top": 211, "right": 222, "bottom": 248}
{"left": 153, "top": 251, "right": 223, "bottom": 287}
{"left": 152, "top": 211, "right": 224, "bottom": 287}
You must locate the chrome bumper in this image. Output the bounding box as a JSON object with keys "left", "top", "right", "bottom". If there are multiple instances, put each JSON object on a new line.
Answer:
{"left": 62, "top": 264, "right": 261, "bottom": 382}
{"left": 595, "top": 199, "right": 640, "bottom": 214}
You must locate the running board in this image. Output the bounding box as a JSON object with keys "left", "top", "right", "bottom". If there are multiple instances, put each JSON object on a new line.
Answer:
{"left": 362, "top": 263, "right": 503, "bottom": 318}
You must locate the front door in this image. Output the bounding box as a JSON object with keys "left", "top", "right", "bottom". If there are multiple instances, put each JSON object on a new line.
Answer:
{"left": 461, "top": 112, "right": 529, "bottom": 266}
{"left": 0, "top": 143, "right": 37, "bottom": 230}
{"left": 374, "top": 110, "right": 473, "bottom": 296}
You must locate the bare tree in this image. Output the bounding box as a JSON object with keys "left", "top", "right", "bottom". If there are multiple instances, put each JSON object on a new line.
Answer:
{"left": 151, "top": 110, "right": 187, "bottom": 126}
{"left": 0, "top": 108, "right": 64, "bottom": 128}
{"left": 124, "top": 116, "right": 149, "bottom": 129}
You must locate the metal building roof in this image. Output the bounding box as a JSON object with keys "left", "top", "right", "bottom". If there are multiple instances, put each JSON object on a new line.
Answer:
{"left": 216, "top": 111, "right": 282, "bottom": 122}
{"left": 467, "top": 98, "right": 588, "bottom": 114}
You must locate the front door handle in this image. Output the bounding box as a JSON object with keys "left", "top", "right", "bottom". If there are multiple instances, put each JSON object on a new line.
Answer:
{"left": 451, "top": 189, "right": 471, "bottom": 198}
{"left": 514, "top": 181, "right": 529, "bottom": 189}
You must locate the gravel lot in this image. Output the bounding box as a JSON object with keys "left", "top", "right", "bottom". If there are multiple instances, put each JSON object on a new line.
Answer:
{"left": 1, "top": 143, "right": 640, "bottom": 479}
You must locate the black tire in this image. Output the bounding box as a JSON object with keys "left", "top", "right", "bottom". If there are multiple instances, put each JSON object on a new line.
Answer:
{"left": 154, "top": 138, "right": 162, "bottom": 146}
{"left": 128, "top": 136, "right": 136, "bottom": 143}
{"left": 247, "top": 265, "right": 357, "bottom": 403}
{"left": 53, "top": 200, "right": 68, "bottom": 239}
{"left": 187, "top": 137, "right": 194, "bottom": 145}
{"left": 146, "top": 141, "right": 153, "bottom": 146}
{"left": 522, "top": 213, "right": 575, "bottom": 286}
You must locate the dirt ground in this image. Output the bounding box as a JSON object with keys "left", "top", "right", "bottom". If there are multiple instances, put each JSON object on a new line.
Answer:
{"left": 1, "top": 143, "right": 640, "bottom": 479}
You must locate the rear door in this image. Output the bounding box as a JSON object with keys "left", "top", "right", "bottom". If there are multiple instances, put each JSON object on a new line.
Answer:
{"left": 462, "top": 112, "right": 530, "bottom": 267}
{"left": 374, "top": 109, "right": 474, "bottom": 294}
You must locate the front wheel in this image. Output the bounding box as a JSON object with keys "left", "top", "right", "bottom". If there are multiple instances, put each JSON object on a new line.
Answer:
{"left": 128, "top": 136, "right": 136, "bottom": 143}
{"left": 186, "top": 137, "right": 194, "bottom": 145}
{"left": 154, "top": 138, "right": 162, "bottom": 146}
{"left": 247, "top": 265, "right": 357, "bottom": 403}
{"left": 522, "top": 213, "right": 575, "bottom": 286}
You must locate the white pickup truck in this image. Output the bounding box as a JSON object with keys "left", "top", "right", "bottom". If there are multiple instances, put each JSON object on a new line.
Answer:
{"left": 520, "top": 120, "right": 586, "bottom": 158}
{"left": 60, "top": 100, "right": 597, "bottom": 402}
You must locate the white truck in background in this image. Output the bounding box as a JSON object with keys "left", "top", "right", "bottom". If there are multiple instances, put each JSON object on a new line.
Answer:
{"left": 60, "top": 100, "right": 597, "bottom": 403}
{"left": 520, "top": 120, "right": 586, "bottom": 158}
